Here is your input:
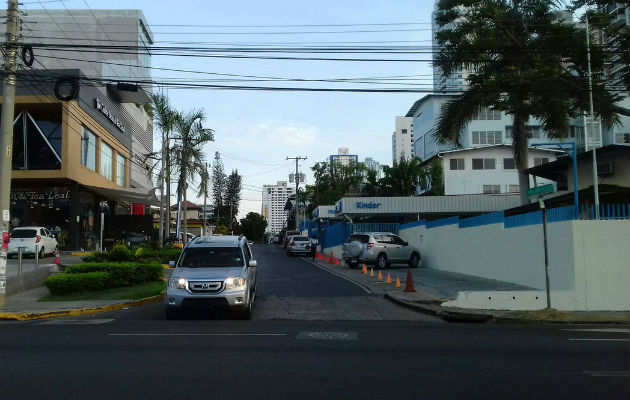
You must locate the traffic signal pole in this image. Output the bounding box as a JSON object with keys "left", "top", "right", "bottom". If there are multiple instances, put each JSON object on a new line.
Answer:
{"left": 0, "top": 0, "right": 20, "bottom": 306}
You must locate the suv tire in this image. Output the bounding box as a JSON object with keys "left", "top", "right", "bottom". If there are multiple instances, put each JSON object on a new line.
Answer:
{"left": 409, "top": 253, "right": 420, "bottom": 268}
{"left": 376, "top": 253, "right": 387, "bottom": 270}
{"left": 39, "top": 247, "right": 45, "bottom": 259}
{"left": 240, "top": 301, "right": 253, "bottom": 320}
{"left": 348, "top": 261, "right": 358, "bottom": 269}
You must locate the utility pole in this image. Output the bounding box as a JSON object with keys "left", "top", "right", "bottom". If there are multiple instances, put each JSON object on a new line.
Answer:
{"left": 0, "top": 0, "right": 20, "bottom": 306}
{"left": 203, "top": 162, "right": 207, "bottom": 235}
{"left": 287, "top": 156, "right": 307, "bottom": 231}
{"left": 585, "top": 14, "right": 600, "bottom": 219}
{"left": 158, "top": 129, "right": 166, "bottom": 247}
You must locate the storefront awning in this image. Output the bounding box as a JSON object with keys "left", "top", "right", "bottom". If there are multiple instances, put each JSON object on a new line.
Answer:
{"left": 84, "top": 185, "right": 160, "bottom": 206}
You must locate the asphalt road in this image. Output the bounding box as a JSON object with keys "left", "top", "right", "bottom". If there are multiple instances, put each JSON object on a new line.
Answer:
{"left": 0, "top": 244, "right": 628, "bottom": 400}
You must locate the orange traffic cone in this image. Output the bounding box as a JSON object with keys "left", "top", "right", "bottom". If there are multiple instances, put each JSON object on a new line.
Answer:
{"left": 362, "top": 265, "right": 367, "bottom": 275}
{"left": 386, "top": 274, "right": 392, "bottom": 284}
{"left": 369, "top": 268, "right": 375, "bottom": 277}
{"left": 54, "top": 249, "right": 60, "bottom": 266}
{"left": 404, "top": 270, "right": 416, "bottom": 292}
{"left": 335, "top": 258, "right": 340, "bottom": 266}
{"left": 395, "top": 277, "right": 401, "bottom": 288}
{"left": 377, "top": 271, "right": 383, "bottom": 281}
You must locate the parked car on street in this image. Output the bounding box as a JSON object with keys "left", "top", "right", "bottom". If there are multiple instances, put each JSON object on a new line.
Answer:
{"left": 165, "top": 234, "right": 257, "bottom": 319}
{"left": 8, "top": 226, "right": 58, "bottom": 258}
{"left": 126, "top": 232, "right": 149, "bottom": 247}
{"left": 342, "top": 232, "right": 421, "bottom": 270}
{"left": 282, "top": 230, "right": 301, "bottom": 248}
{"left": 286, "top": 236, "right": 310, "bottom": 257}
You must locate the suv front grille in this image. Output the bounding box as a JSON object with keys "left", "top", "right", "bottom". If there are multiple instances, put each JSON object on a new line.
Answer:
{"left": 188, "top": 280, "right": 223, "bottom": 293}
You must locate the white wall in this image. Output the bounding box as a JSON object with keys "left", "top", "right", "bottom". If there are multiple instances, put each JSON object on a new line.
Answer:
{"left": 442, "top": 146, "right": 558, "bottom": 195}
{"left": 399, "top": 219, "right": 630, "bottom": 311}
{"left": 567, "top": 151, "right": 630, "bottom": 191}
{"left": 393, "top": 116, "right": 414, "bottom": 163}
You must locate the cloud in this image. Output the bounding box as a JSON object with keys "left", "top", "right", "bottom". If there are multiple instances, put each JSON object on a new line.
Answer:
{"left": 218, "top": 120, "right": 317, "bottom": 150}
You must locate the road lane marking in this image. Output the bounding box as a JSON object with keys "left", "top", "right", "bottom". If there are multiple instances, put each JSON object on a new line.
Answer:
{"left": 300, "top": 258, "right": 372, "bottom": 294}
{"left": 583, "top": 371, "right": 630, "bottom": 377}
{"left": 108, "top": 333, "right": 287, "bottom": 336}
{"left": 37, "top": 319, "right": 114, "bottom": 325}
{"left": 569, "top": 338, "right": 629, "bottom": 341}
{"left": 563, "top": 328, "right": 629, "bottom": 333}
{"left": 297, "top": 331, "right": 358, "bottom": 340}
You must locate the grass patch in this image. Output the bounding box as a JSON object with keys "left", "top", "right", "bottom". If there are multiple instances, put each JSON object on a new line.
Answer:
{"left": 39, "top": 280, "right": 165, "bottom": 302}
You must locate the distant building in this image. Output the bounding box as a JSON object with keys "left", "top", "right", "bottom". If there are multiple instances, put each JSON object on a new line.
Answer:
{"left": 363, "top": 157, "right": 383, "bottom": 179}
{"left": 262, "top": 181, "right": 296, "bottom": 234}
{"left": 392, "top": 117, "right": 414, "bottom": 164}
{"left": 329, "top": 147, "right": 358, "bottom": 168}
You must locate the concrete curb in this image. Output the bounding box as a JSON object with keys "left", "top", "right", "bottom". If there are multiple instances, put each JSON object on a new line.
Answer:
{"left": 384, "top": 292, "right": 440, "bottom": 316}
{"left": 492, "top": 316, "right": 630, "bottom": 325}
{"left": 0, "top": 293, "right": 164, "bottom": 321}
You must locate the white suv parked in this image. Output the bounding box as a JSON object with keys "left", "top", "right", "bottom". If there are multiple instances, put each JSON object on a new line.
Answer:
{"left": 342, "top": 232, "right": 421, "bottom": 270}
{"left": 8, "top": 227, "right": 58, "bottom": 258}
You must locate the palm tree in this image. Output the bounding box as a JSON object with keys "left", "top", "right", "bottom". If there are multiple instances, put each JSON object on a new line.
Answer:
{"left": 433, "top": 0, "right": 622, "bottom": 205}
{"left": 171, "top": 109, "right": 214, "bottom": 244}
{"left": 151, "top": 93, "right": 177, "bottom": 247}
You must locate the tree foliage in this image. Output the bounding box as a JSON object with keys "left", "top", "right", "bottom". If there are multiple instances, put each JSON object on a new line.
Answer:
{"left": 434, "top": 0, "right": 624, "bottom": 204}
{"left": 211, "top": 151, "right": 226, "bottom": 214}
{"left": 239, "top": 212, "right": 268, "bottom": 241}
{"left": 223, "top": 170, "right": 242, "bottom": 228}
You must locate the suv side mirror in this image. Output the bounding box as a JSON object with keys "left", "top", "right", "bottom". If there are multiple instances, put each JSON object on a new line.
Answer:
{"left": 404, "top": 241, "right": 409, "bottom": 246}
{"left": 248, "top": 259, "right": 257, "bottom": 268}
{"left": 168, "top": 260, "right": 176, "bottom": 268}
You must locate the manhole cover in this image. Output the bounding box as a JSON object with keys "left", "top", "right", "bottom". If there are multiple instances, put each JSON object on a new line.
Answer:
{"left": 297, "top": 331, "right": 357, "bottom": 340}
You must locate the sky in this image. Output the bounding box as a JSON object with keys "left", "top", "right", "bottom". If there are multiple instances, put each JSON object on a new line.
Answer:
{"left": 28, "top": 0, "right": 436, "bottom": 219}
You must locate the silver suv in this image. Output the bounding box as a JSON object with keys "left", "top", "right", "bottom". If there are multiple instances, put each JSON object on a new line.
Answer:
{"left": 342, "top": 232, "right": 421, "bottom": 270}
{"left": 165, "top": 235, "right": 257, "bottom": 319}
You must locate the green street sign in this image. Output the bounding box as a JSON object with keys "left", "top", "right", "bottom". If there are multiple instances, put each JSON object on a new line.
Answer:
{"left": 527, "top": 184, "right": 554, "bottom": 198}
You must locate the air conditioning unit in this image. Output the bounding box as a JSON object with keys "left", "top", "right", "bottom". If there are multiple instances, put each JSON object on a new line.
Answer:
{"left": 597, "top": 162, "right": 614, "bottom": 176}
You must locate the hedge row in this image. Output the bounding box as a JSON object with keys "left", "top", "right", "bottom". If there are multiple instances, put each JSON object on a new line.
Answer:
{"left": 45, "top": 262, "right": 163, "bottom": 295}
{"left": 82, "top": 246, "right": 182, "bottom": 264}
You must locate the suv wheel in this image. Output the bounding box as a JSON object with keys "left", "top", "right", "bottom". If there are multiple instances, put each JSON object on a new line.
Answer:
{"left": 39, "top": 247, "right": 45, "bottom": 259}
{"left": 376, "top": 254, "right": 387, "bottom": 270}
{"left": 348, "top": 261, "right": 358, "bottom": 269}
{"left": 409, "top": 253, "right": 420, "bottom": 268}
{"left": 240, "top": 301, "right": 253, "bottom": 320}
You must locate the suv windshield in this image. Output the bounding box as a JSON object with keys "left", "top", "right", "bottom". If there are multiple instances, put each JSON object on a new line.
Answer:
{"left": 11, "top": 229, "right": 37, "bottom": 238}
{"left": 347, "top": 234, "right": 369, "bottom": 243}
{"left": 292, "top": 237, "right": 309, "bottom": 241}
{"left": 178, "top": 247, "right": 244, "bottom": 268}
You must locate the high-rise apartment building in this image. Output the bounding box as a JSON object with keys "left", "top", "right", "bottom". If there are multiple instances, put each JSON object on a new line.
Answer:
{"left": 329, "top": 148, "right": 358, "bottom": 168}
{"left": 261, "top": 181, "right": 296, "bottom": 234}
{"left": 363, "top": 157, "right": 383, "bottom": 179}
{"left": 392, "top": 117, "right": 414, "bottom": 163}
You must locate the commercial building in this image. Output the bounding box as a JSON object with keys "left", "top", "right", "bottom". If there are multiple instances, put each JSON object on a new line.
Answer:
{"left": 262, "top": 181, "right": 296, "bottom": 234}
{"left": 3, "top": 9, "right": 155, "bottom": 250}
{"left": 421, "top": 145, "right": 560, "bottom": 195}
{"left": 363, "top": 157, "right": 383, "bottom": 179}
{"left": 392, "top": 117, "right": 414, "bottom": 163}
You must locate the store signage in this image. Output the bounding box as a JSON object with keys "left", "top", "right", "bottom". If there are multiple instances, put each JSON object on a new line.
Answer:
{"left": 10, "top": 190, "right": 71, "bottom": 208}
{"left": 95, "top": 98, "right": 126, "bottom": 133}
{"left": 356, "top": 201, "right": 381, "bottom": 209}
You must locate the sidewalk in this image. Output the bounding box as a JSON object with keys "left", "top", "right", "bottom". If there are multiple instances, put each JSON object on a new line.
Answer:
{"left": 312, "top": 256, "right": 629, "bottom": 324}
{"left": 0, "top": 286, "right": 162, "bottom": 321}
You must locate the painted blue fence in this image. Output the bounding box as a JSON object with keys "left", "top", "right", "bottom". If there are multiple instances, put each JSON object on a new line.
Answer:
{"left": 459, "top": 211, "right": 504, "bottom": 229}
{"left": 579, "top": 204, "right": 630, "bottom": 220}
{"left": 426, "top": 216, "right": 459, "bottom": 229}
{"left": 352, "top": 223, "right": 399, "bottom": 234}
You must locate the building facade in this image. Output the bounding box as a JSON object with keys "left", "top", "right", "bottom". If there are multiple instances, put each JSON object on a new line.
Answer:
{"left": 392, "top": 117, "right": 414, "bottom": 164}
{"left": 262, "top": 181, "right": 296, "bottom": 234}
{"left": 329, "top": 147, "right": 358, "bottom": 168}
{"left": 363, "top": 157, "right": 383, "bottom": 179}
{"left": 4, "top": 10, "right": 155, "bottom": 250}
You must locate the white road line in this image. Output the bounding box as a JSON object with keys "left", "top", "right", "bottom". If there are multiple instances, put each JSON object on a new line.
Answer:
{"left": 563, "top": 328, "right": 630, "bottom": 333}
{"left": 300, "top": 258, "right": 373, "bottom": 295}
{"left": 569, "top": 338, "right": 629, "bottom": 341}
{"left": 108, "top": 333, "right": 287, "bottom": 336}
{"left": 583, "top": 371, "right": 630, "bottom": 377}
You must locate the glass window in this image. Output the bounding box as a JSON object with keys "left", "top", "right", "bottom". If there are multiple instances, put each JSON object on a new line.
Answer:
{"left": 534, "top": 157, "right": 549, "bottom": 166}
{"left": 484, "top": 159, "right": 495, "bottom": 169}
{"left": 116, "top": 153, "right": 126, "bottom": 186}
{"left": 81, "top": 127, "right": 96, "bottom": 171}
{"left": 177, "top": 247, "right": 244, "bottom": 268}
{"left": 100, "top": 142, "right": 113, "bottom": 180}
{"left": 508, "top": 184, "right": 520, "bottom": 193}
{"left": 483, "top": 185, "right": 501, "bottom": 194}
{"left": 472, "top": 158, "right": 484, "bottom": 170}
{"left": 450, "top": 158, "right": 465, "bottom": 170}
{"left": 12, "top": 111, "right": 62, "bottom": 171}
{"left": 503, "top": 158, "right": 516, "bottom": 169}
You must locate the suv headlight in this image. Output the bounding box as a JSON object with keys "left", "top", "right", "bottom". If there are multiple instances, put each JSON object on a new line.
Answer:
{"left": 225, "top": 277, "right": 246, "bottom": 290}
{"left": 168, "top": 277, "right": 187, "bottom": 290}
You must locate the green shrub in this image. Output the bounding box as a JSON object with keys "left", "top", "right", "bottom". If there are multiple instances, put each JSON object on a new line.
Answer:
{"left": 108, "top": 244, "right": 133, "bottom": 262}
{"left": 81, "top": 252, "right": 109, "bottom": 263}
{"left": 66, "top": 262, "right": 163, "bottom": 286}
{"left": 45, "top": 272, "right": 109, "bottom": 295}
{"left": 156, "top": 248, "right": 182, "bottom": 264}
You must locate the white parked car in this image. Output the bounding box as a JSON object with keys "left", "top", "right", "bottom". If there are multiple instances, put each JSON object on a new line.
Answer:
{"left": 8, "top": 227, "right": 58, "bottom": 259}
